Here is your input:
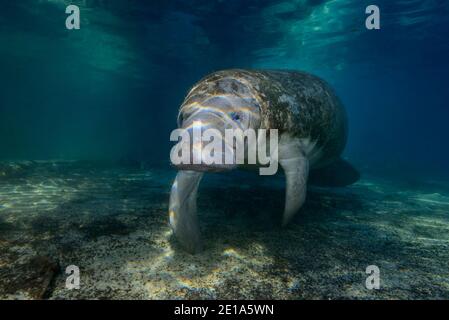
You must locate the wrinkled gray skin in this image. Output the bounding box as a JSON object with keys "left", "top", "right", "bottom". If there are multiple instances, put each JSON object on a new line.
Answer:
{"left": 169, "top": 69, "right": 347, "bottom": 253}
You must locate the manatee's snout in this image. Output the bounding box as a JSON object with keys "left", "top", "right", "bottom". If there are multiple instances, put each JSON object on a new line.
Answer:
{"left": 172, "top": 115, "right": 238, "bottom": 172}
{"left": 172, "top": 91, "right": 261, "bottom": 172}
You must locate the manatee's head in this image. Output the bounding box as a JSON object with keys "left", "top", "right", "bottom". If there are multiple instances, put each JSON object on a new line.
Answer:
{"left": 171, "top": 76, "right": 261, "bottom": 172}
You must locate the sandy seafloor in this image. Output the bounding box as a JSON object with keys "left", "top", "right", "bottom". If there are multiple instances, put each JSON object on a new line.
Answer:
{"left": 0, "top": 161, "right": 448, "bottom": 300}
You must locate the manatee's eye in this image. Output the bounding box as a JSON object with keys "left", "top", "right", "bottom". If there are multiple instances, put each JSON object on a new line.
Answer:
{"left": 230, "top": 112, "right": 240, "bottom": 121}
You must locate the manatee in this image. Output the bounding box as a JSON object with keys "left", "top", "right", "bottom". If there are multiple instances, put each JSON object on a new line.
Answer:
{"left": 169, "top": 69, "right": 358, "bottom": 253}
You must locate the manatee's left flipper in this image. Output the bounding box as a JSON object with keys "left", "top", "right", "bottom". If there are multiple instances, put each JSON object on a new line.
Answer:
{"left": 279, "top": 140, "right": 309, "bottom": 226}
{"left": 169, "top": 170, "right": 204, "bottom": 253}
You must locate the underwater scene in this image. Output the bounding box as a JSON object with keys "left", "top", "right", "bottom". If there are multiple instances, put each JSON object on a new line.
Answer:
{"left": 0, "top": 0, "right": 448, "bottom": 300}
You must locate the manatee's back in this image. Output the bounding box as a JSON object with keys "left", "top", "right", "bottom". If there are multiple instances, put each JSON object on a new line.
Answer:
{"left": 252, "top": 70, "right": 348, "bottom": 167}
{"left": 182, "top": 69, "right": 347, "bottom": 166}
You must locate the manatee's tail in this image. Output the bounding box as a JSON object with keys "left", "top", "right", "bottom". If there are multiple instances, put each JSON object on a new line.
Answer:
{"left": 308, "top": 157, "right": 360, "bottom": 187}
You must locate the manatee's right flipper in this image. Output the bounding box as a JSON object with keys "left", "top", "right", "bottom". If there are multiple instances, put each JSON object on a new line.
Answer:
{"left": 308, "top": 157, "right": 360, "bottom": 187}
{"left": 279, "top": 140, "right": 309, "bottom": 226}
{"left": 169, "top": 170, "right": 203, "bottom": 253}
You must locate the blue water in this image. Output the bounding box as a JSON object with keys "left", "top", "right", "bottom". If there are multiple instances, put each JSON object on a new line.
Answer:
{"left": 1, "top": 0, "right": 448, "bottom": 177}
